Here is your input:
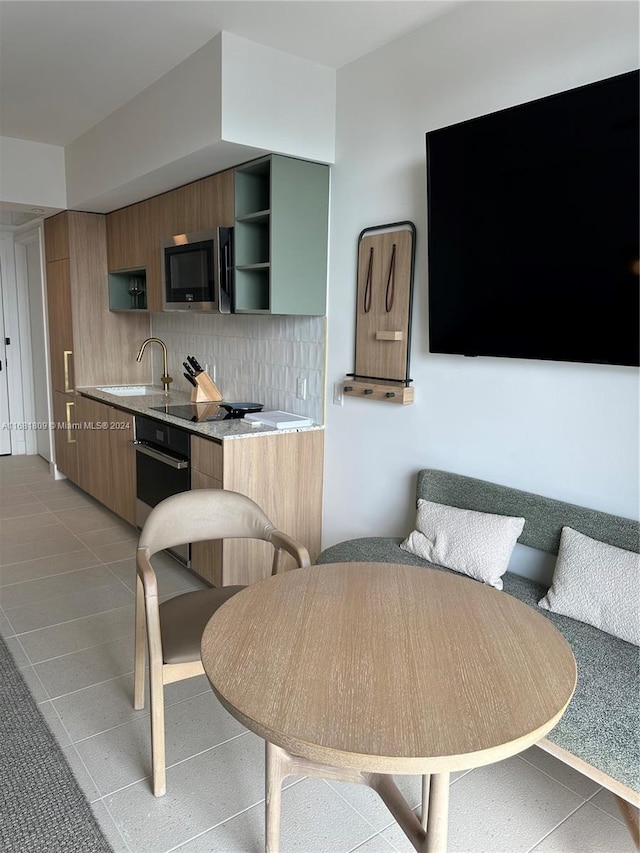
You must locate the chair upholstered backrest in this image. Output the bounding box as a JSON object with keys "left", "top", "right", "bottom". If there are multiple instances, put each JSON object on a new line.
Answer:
{"left": 137, "top": 489, "right": 278, "bottom": 558}
{"left": 416, "top": 469, "right": 639, "bottom": 556}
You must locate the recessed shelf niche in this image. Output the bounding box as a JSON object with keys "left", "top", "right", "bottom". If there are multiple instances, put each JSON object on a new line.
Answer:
{"left": 108, "top": 269, "right": 148, "bottom": 311}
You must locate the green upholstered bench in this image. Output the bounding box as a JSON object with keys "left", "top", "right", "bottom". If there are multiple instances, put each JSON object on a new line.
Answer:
{"left": 317, "top": 469, "right": 639, "bottom": 835}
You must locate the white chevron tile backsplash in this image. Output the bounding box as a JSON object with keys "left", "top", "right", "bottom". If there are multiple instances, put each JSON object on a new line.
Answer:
{"left": 151, "top": 313, "right": 326, "bottom": 423}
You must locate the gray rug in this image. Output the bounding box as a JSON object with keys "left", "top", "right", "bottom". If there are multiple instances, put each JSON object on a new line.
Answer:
{"left": 0, "top": 633, "right": 113, "bottom": 853}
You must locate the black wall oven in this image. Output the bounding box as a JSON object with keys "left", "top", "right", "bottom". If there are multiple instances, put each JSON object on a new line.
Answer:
{"left": 135, "top": 416, "right": 191, "bottom": 566}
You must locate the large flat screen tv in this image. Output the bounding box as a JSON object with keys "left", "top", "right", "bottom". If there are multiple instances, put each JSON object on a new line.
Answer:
{"left": 426, "top": 70, "right": 639, "bottom": 367}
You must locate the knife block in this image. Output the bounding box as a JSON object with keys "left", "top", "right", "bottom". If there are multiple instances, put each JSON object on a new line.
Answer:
{"left": 190, "top": 372, "right": 223, "bottom": 403}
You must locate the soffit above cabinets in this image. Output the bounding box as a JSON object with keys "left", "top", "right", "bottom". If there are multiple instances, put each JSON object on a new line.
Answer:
{"left": 66, "top": 32, "right": 336, "bottom": 214}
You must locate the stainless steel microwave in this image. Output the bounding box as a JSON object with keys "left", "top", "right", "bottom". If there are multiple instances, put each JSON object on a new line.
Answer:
{"left": 162, "top": 227, "right": 233, "bottom": 312}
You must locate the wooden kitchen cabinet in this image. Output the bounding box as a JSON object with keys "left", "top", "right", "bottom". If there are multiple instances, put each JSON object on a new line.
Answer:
{"left": 106, "top": 155, "right": 329, "bottom": 317}
{"left": 74, "top": 395, "right": 136, "bottom": 524}
{"left": 190, "top": 429, "right": 324, "bottom": 586}
{"left": 43, "top": 213, "right": 69, "bottom": 262}
{"left": 44, "top": 211, "right": 150, "bottom": 387}
{"left": 105, "top": 205, "right": 144, "bottom": 274}
{"left": 234, "top": 154, "right": 329, "bottom": 315}
{"left": 75, "top": 396, "right": 113, "bottom": 508}
{"left": 190, "top": 469, "right": 223, "bottom": 585}
{"left": 105, "top": 169, "right": 235, "bottom": 312}
{"left": 105, "top": 206, "right": 148, "bottom": 310}
{"left": 52, "top": 391, "right": 79, "bottom": 483}
{"left": 171, "top": 170, "right": 234, "bottom": 234}
{"left": 45, "top": 259, "right": 74, "bottom": 393}
{"left": 134, "top": 192, "right": 176, "bottom": 312}
{"left": 108, "top": 409, "right": 136, "bottom": 525}
{"left": 105, "top": 193, "right": 173, "bottom": 313}
{"left": 44, "top": 212, "right": 150, "bottom": 481}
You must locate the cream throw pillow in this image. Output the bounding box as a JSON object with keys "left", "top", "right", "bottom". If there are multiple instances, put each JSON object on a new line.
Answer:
{"left": 400, "top": 499, "right": 525, "bottom": 589}
{"left": 538, "top": 527, "right": 640, "bottom": 646}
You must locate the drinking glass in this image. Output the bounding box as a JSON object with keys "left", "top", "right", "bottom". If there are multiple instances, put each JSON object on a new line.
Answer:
{"left": 128, "top": 277, "right": 143, "bottom": 309}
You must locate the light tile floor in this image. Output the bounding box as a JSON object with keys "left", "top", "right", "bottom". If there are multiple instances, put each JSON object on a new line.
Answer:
{"left": 0, "top": 454, "right": 635, "bottom": 853}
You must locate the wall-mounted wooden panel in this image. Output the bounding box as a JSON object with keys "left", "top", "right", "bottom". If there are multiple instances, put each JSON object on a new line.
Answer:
{"left": 354, "top": 227, "right": 413, "bottom": 382}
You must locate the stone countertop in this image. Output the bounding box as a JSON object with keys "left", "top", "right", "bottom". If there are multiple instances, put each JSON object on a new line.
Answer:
{"left": 76, "top": 387, "right": 324, "bottom": 441}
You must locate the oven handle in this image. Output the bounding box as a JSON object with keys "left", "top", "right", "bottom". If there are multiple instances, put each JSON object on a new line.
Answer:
{"left": 132, "top": 441, "right": 189, "bottom": 470}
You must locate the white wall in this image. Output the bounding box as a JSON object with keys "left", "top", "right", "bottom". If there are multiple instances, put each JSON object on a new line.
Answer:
{"left": 0, "top": 137, "right": 66, "bottom": 209}
{"left": 324, "top": 1, "right": 640, "bottom": 551}
{"left": 220, "top": 32, "right": 335, "bottom": 164}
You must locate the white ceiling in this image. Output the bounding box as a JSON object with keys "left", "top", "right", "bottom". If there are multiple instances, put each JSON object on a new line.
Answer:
{"left": 0, "top": 0, "right": 457, "bottom": 147}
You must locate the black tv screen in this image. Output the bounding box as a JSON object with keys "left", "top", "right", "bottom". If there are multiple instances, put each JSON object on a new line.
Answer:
{"left": 426, "top": 70, "right": 639, "bottom": 367}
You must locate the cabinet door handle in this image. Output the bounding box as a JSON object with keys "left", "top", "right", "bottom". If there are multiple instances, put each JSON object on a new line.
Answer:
{"left": 65, "top": 401, "right": 76, "bottom": 444}
{"left": 63, "top": 350, "right": 73, "bottom": 392}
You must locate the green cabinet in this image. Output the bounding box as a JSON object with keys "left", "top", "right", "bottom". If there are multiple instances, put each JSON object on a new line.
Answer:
{"left": 234, "top": 155, "right": 329, "bottom": 315}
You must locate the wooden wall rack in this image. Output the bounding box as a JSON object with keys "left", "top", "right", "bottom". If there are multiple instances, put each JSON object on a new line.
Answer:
{"left": 342, "top": 221, "right": 416, "bottom": 405}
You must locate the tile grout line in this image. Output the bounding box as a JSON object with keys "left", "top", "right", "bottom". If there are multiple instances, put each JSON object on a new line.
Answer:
{"left": 516, "top": 751, "right": 601, "bottom": 800}
{"left": 0, "top": 557, "right": 113, "bottom": 591}
{"left": 18, "top": 628, "right": 135, "bottom": 666}
{"left": 321, "top": 776, "right": 410, "bottom": 840}
{"left": 583, "top": 787, "right": 629, "bottom": 828}
{"left": 98, "top": 730, "right": 252, "bottom": 802}
{"left": 523, "top": 798, "right": 606, "bottom": 853}
{"left": 2, "top": 577, "right": 136, "bottom": 629}
{"left": 160, "top": 775, "right": 309, "bottom": 853}
{"left": 90, "top": 801, "right": 134, "bottom": 853}
{"left": 7, "top": 600, "right": 136, "bottom": 641}
{"left": 30, "top": 634, "right": 135, "bottom": 675}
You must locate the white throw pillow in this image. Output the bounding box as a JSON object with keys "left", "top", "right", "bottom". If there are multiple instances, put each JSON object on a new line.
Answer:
{"left": 538, "top": 527, "right": 640, "bottom": 646}
{"left": 400, "top": 499, "right": 525, "bottom": 589}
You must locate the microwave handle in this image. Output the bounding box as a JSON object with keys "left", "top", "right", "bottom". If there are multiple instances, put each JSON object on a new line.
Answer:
{"left": 218, "top": 227, "right": 234, "bottom": 311}
{"left": 223, "top": 240, "right": 231, "bottom": 296}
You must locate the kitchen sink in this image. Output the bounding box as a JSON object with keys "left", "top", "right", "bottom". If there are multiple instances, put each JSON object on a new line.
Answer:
{"left": 96, "top": 385, "right": 161, "bottom": 396}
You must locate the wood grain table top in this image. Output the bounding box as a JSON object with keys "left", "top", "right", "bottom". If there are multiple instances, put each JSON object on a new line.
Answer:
{"left": 201, "top": 562, "right": 577, "bottom": 774}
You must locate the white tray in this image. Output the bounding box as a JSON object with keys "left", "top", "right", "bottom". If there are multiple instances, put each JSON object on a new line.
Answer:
{"left": 243, "top": 410, "right": 314, "bottom": 429}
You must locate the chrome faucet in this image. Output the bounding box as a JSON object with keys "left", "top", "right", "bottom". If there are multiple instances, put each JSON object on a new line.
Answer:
{"left": 136, "top": 338, "right": 173, "bottom": 392}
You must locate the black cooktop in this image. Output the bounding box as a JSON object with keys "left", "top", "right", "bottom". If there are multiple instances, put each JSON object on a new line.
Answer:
{"left": 149, "top": 403, "right": 262, "bottom": 423}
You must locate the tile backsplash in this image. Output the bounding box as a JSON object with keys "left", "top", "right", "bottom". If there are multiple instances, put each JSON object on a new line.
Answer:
{"left": 150, "top": 313, "right": 326, "bottom": 423}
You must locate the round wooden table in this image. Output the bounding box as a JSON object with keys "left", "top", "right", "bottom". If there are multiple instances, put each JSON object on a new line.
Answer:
{"left": 201, "top": 562, "right": 576, "bottom": 852}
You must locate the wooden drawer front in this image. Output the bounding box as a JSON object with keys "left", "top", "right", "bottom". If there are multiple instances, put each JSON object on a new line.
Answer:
{"left": 191, "top": 436, "right": 223, "bottom": 480}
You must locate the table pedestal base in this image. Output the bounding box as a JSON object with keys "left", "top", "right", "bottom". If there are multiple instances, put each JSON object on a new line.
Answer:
{"left": 265, "top": 741, "right": 450, "bottom": 853}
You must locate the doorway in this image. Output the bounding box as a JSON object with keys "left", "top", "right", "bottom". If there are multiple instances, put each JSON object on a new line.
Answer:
{"left": 15, "top": 230, "right": 50, "bottom": 460}
{"left": 0, "top": 226, "right": 51, "bottom": 459}
{"left": 13, "top": 227, "right": 51, "bottom": 461}
{"left": 0, "top": 278, "right": 11, "bottom": 455}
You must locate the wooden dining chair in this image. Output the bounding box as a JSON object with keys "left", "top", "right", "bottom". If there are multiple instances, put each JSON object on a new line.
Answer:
{"left": 134, "top": 488, "right": 311, "bottom": 796}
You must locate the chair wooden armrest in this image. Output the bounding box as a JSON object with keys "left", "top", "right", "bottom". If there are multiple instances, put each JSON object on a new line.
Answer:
{"left": 271, "top": 530, "right": 311, "bottom": 573}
